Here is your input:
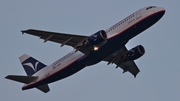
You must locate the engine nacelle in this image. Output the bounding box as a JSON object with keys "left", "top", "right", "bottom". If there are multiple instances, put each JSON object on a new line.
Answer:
{"left": 121, "top": 45, "right": 145, "bottom": 62}
{"left": 86, "top": 30, "right": 107, "bottom": 46}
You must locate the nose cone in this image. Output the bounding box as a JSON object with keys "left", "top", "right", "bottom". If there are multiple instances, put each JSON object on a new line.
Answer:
{"left": 154, "top": 7, "right": 165, "bottom": 20}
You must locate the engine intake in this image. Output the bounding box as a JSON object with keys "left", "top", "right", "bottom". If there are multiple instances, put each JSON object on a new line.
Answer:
{"left": 86, "top": 30, "right": 107, "bottom": 46}
{"left": 121, "top": 45, "right": 145, "bottom": 62}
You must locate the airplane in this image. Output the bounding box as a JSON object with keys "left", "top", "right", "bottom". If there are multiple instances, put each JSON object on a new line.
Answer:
{"left": 5, "top": 6, "right": 165, "bottom": 93}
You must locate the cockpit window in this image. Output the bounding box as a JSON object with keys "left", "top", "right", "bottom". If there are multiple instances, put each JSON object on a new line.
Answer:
{"left": 146, "top": 6, "right": 157, "bottom": 10}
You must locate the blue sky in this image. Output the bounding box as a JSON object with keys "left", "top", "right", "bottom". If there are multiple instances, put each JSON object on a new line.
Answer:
{"left": 1, "top": 0, "right": 180, "bottom": 101}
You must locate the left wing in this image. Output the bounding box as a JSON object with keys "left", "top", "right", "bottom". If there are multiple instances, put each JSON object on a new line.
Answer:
{"left": 104, "top": 46, "right": 140, "bottom": 77}
{"left": 21, "top": 29, "right": 88, "bottom": 48}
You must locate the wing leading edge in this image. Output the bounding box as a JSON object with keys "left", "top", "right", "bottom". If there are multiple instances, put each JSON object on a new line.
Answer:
{"left": 21, "top": 29, "right": 88, "bottom": 48}
{"left": 104, "top": 46, "right": 140, "bottom": 77}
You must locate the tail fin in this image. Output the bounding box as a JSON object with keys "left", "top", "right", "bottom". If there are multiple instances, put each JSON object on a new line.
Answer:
{"left": 19, "top": 54, "right": 46, "bottom": 76}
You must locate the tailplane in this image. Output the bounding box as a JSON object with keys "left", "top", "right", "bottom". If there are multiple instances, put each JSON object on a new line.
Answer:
{"left": 36, "top": 84, "right": 50, "bottom": 93}
{"left": 5, "top": 75, "right": 50, "bottom": 93}
{"left": 19, "top": 54, "right": 46, "bottom": 76}
{"left": 5, "top": 75, "right": 37, "bottom": 84}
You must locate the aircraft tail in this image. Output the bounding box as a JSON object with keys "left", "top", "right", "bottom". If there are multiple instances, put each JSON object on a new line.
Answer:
{"left": 19, "top": 54, "right": 46, "bottom": 76}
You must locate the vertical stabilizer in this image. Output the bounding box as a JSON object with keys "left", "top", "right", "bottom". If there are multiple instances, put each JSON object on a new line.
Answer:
{"left": 19, "top": 54, "right": 46, "bottom": 76}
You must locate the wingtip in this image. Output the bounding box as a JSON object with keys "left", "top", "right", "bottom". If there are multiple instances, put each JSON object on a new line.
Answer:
{"left": 5, "top": 75, "right": 10, "bottom": 79}
{"left": 21, "top": 30, "right": 26, "bottom": 34}
{"left": 133, "top": 73, "right": 138, "bottom": 78}
{"left": 21, "top": 29, "right": 30, "bottom": 34}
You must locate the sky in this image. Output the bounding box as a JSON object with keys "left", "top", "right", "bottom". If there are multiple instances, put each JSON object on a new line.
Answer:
{"left": 1, "top": 0, "right": 180, "bottom": 101}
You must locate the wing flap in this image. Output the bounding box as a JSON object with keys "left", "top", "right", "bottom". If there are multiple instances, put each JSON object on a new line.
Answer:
{"left": 116, "top": 61, "right": 140, "bottom": 77}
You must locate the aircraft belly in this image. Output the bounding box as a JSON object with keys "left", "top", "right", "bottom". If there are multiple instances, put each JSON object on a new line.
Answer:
{"left": 42, "top": 61, "right": 85, "bottom": 84}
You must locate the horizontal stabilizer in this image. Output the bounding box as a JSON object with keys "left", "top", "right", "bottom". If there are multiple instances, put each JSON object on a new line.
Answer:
{"left": 5, "top": 75, "right": 37, "bottom": 84}
{"left": 36, "top": 84, "right": 50, "bottom": 93}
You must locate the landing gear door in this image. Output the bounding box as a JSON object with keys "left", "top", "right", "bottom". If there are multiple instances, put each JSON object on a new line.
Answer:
{"left": 136, "top": 10, "right": 141, "bottom": 19}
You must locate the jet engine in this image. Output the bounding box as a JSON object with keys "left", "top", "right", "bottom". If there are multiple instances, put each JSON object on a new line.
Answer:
{"left": 84, "top": 30, "right": 107, "bottom": 47}
{"left": 121, "top": 45, "right": 145, "bottom": 62}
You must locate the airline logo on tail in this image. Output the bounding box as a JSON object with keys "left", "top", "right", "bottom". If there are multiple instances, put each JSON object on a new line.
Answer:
{"left": 19, "top": 54, "right": 46, "bottom": 76}
{"left": 23, "top": 62, "right": 40, "bottom": 72}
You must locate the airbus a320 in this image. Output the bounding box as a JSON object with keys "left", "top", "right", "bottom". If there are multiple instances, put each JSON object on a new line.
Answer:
{"left": 6, "top": 6, "right": 165, "bottom": 93}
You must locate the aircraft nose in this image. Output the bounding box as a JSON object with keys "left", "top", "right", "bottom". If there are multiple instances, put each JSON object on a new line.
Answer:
{"left": 156, "top": 7, "right": 166, "bottom": 17}
{"left": 161, "top": 8, "right": 165, "bottom": 16}
{"left": 159, "top": 7, "right": 166, "bottom": 13}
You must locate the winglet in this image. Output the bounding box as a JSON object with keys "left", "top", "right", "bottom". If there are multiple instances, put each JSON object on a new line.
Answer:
{"left": 21, "top": 30, "right": 26, "bottom": 34}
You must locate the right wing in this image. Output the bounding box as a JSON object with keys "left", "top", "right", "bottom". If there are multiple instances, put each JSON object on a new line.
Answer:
{"left": 21, "top": 29, "right": 88, "bottom": 48}
{"left": 104, "top": 46, "right": 140, "bottom": 77}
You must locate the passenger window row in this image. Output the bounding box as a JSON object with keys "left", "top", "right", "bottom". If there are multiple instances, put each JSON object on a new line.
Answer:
{"left": 52, "top": 51, "right": 75, "bottom": 67}
{"left": 107, "top": 14, "right": 135, "bottom": 33}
